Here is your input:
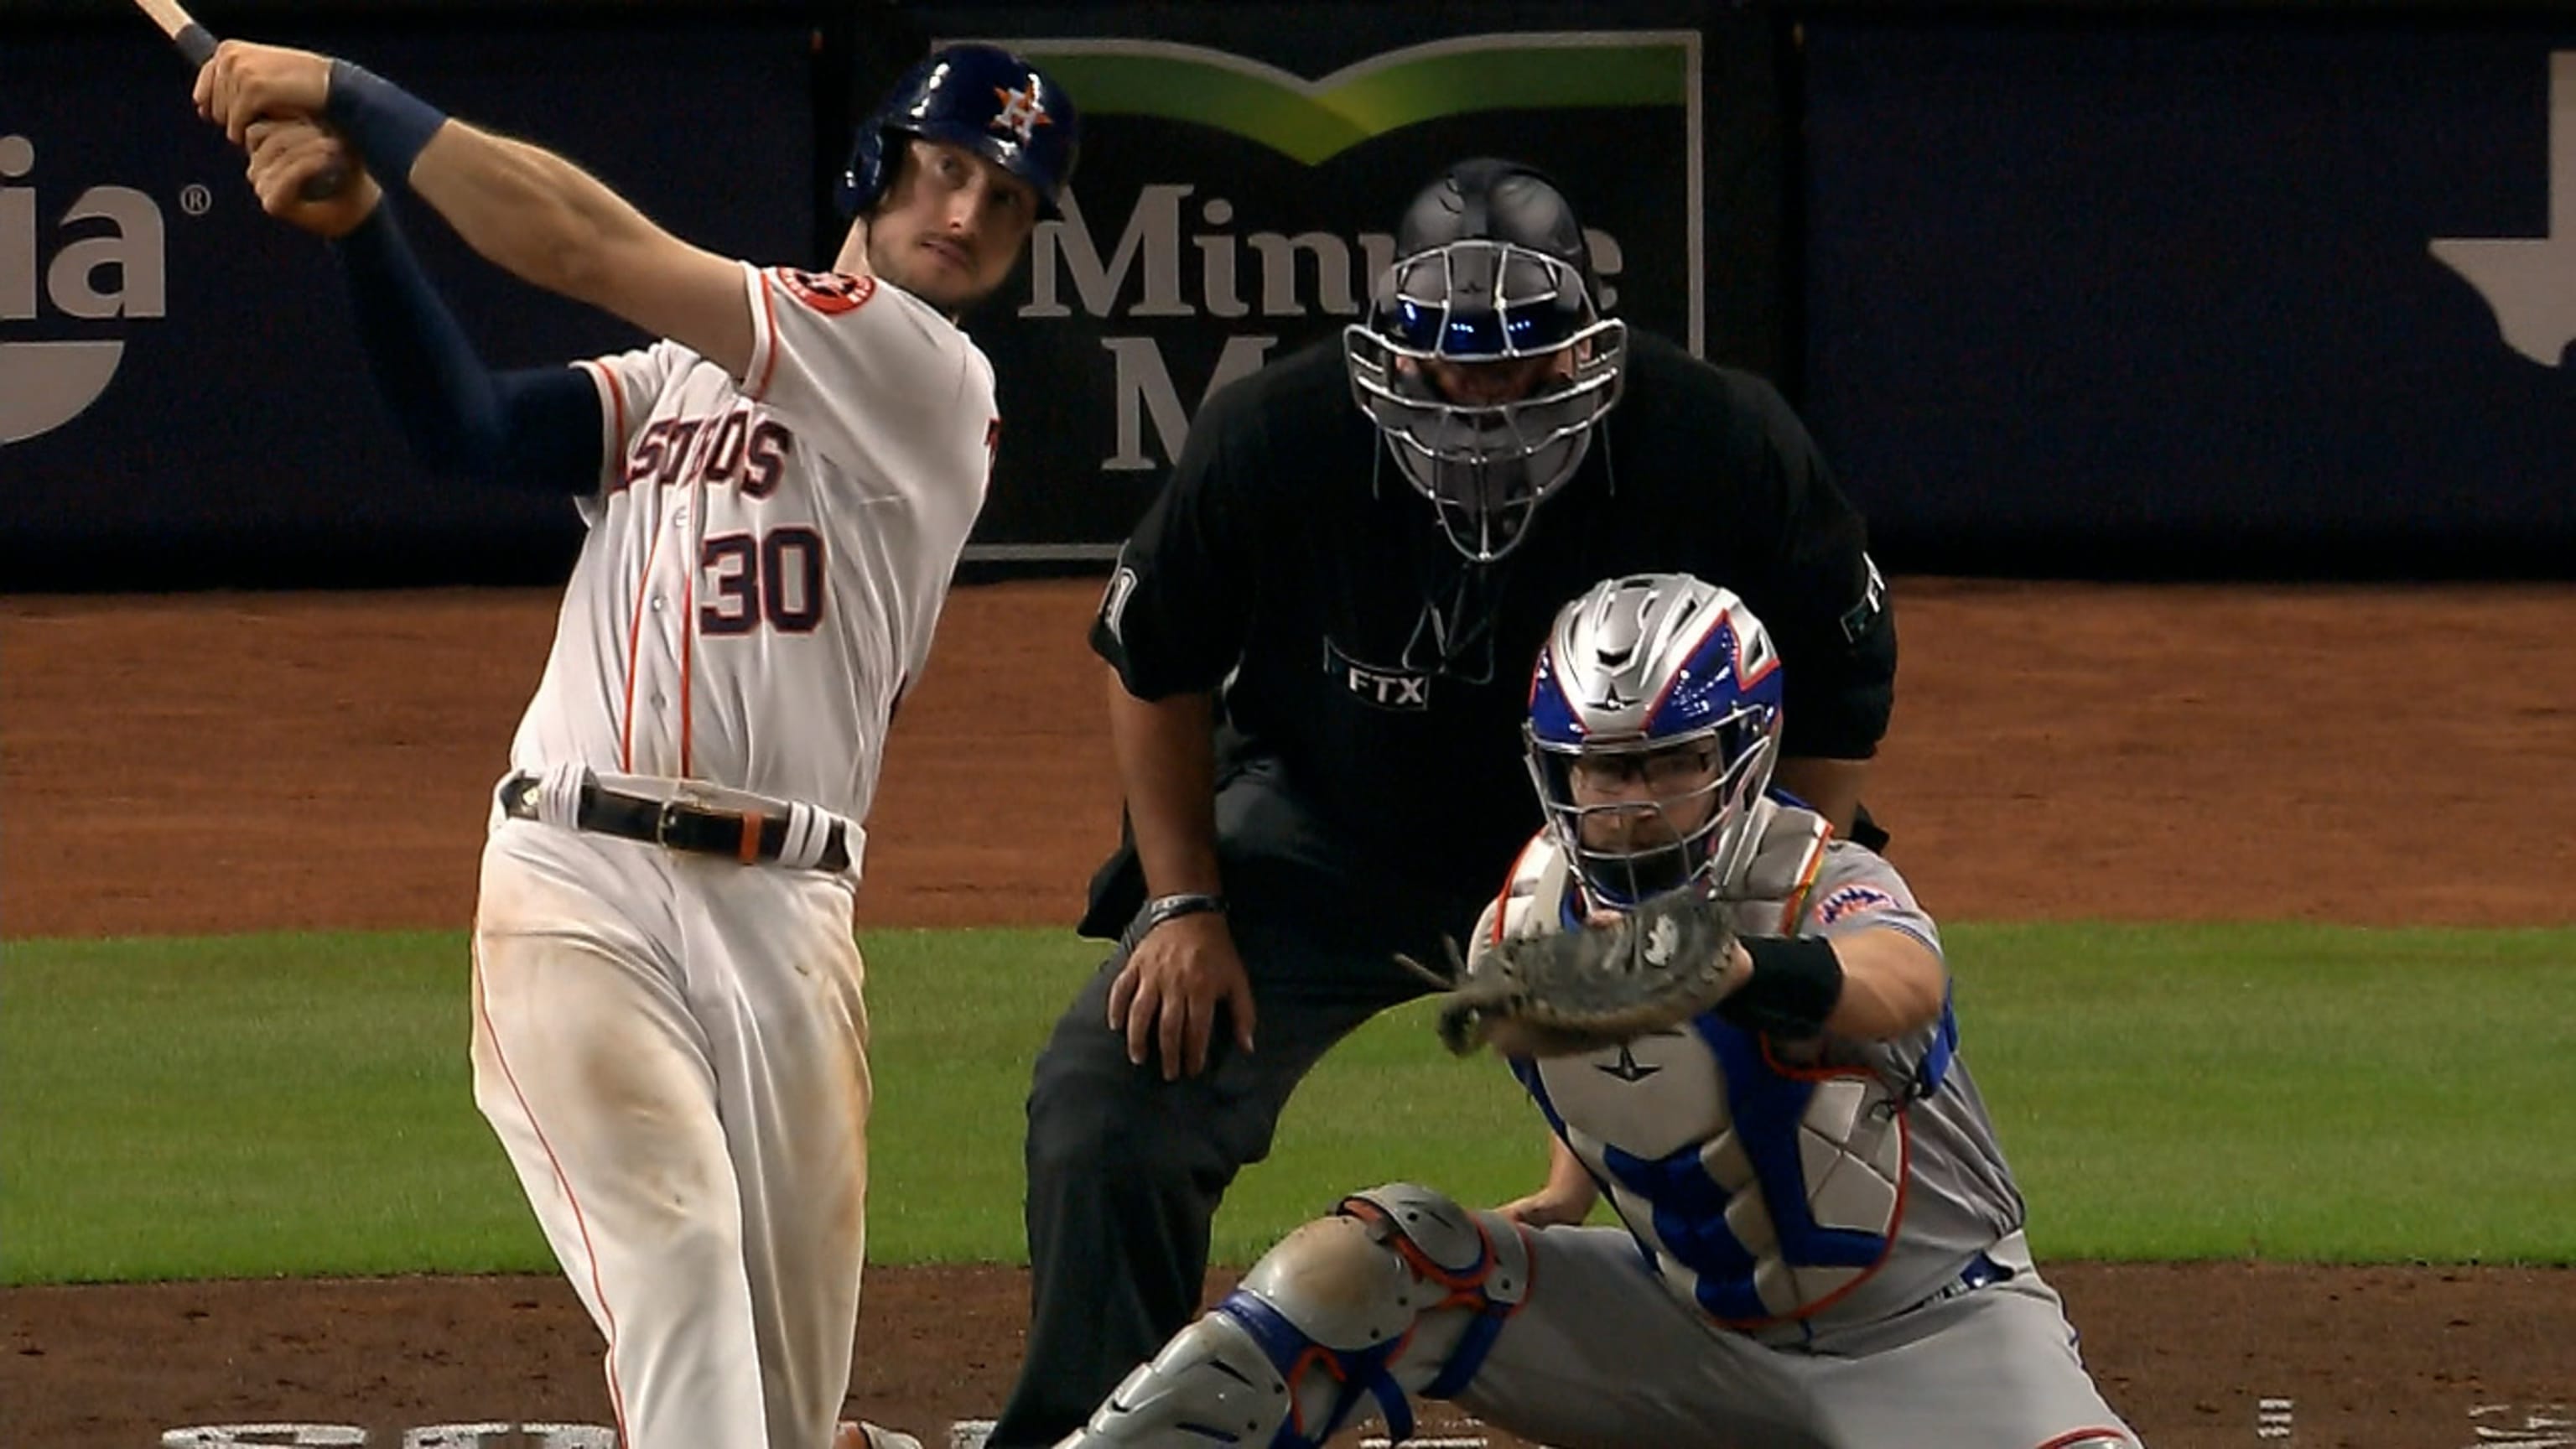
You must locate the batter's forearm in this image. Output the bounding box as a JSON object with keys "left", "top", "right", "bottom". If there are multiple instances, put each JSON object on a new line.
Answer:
{"left": 406, "top": 123, "right": 656, "bottom": 309}
{"left": 1773, "top": 756, "right": 1870, "bottom": 836}
{"left": 1106, "top": 673, "right": 1223, "bottom": 897}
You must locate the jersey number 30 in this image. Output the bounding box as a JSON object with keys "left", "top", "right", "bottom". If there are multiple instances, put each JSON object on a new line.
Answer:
{"left": 699, "top": 527, "right": 825, "bottom": 635}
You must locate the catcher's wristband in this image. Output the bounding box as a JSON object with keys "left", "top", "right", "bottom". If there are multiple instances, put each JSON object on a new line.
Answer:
{"left": 1721, "top": 936, "right": 1846, "bottom": 1040}
{"left": 325, "top": 60, "right": 449, "bottom": 183}
{"left": 1124, "top": 891, "right": 1227, "bottom": 952}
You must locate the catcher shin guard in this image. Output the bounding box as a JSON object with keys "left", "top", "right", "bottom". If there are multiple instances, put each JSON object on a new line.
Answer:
{"left": 1054, "top": 1183, "right": 1532, "bottom": 1449}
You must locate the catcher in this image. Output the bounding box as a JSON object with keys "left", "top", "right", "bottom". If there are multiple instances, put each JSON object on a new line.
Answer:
{"left": 1051, "top": 573, "right": 2141, "bottom": 1449}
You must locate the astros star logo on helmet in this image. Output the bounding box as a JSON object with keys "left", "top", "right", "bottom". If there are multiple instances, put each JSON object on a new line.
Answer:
{"left": 991, "top": 84, "right": 1052, "bottom": 143}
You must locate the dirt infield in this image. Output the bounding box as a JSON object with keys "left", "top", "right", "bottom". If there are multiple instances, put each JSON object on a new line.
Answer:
{"left": 4, "top": 579, "right": 2572, "bottom": 1448}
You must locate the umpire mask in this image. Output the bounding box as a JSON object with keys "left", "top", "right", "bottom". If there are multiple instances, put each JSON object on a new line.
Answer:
{"left": 1345, "top": 159, "right": 1628, "bottom": 563}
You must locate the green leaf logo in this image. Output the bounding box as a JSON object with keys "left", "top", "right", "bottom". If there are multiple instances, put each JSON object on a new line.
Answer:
{"left": 964, "top": 34, "right": 1698, "bottom": 166}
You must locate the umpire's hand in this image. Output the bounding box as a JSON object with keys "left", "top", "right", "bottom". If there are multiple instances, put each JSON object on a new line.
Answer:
{"left": 1109, "top": 912, "right": 1257, "bottom": 1080}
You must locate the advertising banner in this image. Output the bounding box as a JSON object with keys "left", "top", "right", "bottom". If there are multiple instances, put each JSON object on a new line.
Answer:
{"left": 878, "top": 3, "right": 1779, "bottom": 561}
{"left": 1800, "top": 19, "right": 2576, "bottom": 573}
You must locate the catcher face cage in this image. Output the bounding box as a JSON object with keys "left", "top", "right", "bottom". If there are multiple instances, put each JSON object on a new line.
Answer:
{"left": 1525, "top": 574, "right": 1784, "bottom": 907}
{"left": 1343, "top": 159, "right": 1628, "bottom": 563}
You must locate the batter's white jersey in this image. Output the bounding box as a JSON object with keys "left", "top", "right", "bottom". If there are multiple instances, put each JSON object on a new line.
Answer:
{"left": 510, "top": 262, "right": 997, "bottom": 839}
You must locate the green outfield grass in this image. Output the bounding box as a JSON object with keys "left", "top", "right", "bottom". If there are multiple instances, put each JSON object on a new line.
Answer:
{"left": 4, "top": 922, "right": 2572, "bottom": 1285}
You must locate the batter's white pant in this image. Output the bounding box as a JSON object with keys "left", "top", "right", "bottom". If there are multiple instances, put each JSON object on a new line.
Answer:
{"left": 470, "top": 817, "right": 872, "bottom": 1449}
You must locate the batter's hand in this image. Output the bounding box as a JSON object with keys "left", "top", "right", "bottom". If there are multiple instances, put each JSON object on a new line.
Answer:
{"left": 243, "top": 119, "right": 379, "bottom": 236}
{"left": 193, "top": 40, "right": 334, "bottom": 144}
{"left": 1107, "top": 911, "right": 1257, "bottom": 1080}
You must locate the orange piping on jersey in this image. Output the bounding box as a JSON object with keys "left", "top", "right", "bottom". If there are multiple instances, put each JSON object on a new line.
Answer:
{"left": 470, "top": 943, "right": 632, "bottom": 1446}
{"left": 751, "top": 271, "right": 784, "bottom": 399}
{"left": 739, "top": 812, "right": 761, "bottom": 864}
{"left": 618, "top": 524, "right": 668, "bottom": 775}
{"left": 679, "top": 509, "right": 696, "bottom": 777}
{"left": 1490, "top": 832, "right": 1551, "bottom": 945}
{"left": 1774, "top": 833, "right": 1831, "bottom": 936}
{"left": 2036, "top": 1433, "right": 2134, "bottom": 1449}
{"left": 576, "top": 358, "right": 627, "bottom": 487}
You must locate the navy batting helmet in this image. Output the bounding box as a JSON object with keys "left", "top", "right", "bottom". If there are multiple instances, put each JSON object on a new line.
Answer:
{"left": 837, "top": 44, "right": 1080, "bottom": 221}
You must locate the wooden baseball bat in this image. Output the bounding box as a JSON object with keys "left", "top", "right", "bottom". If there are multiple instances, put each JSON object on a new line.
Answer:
{"left": 132, "top": 0, "right": 349, "bottom": 202}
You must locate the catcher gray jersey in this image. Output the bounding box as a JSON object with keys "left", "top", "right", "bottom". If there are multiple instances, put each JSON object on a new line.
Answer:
{"left": 1478, "top": 796, "right": 2027, "bottom": 1337}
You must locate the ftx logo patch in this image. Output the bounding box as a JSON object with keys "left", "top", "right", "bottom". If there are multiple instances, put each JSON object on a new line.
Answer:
{"left": 1324, "top": 636, "right": 1430, "bottom": 711}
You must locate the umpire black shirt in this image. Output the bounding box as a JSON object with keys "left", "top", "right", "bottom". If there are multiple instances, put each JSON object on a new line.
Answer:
{"left": 1088, "top": 330, "right": 1895, "bottom": 932}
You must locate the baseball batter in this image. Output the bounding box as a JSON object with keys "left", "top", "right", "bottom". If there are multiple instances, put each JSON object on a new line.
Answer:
{"left": 196, "top": 40, "right": 1079, "bottom": 1449}
{"left": 1054, "top": 574, "right": 2140, "bottom": 1449}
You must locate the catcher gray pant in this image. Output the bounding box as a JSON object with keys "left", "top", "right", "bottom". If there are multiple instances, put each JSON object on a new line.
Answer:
{"left": 989, "top": 895, "right": 1452, "bottom": 1449}
{"left": 1462, "top": 1226, "right": 2140, "bottom": 1448}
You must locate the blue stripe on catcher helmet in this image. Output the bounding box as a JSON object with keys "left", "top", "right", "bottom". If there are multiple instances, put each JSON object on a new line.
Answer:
{"left": 1524, "top": 574, "right": 1784, "bottom": 908}
{"left": 838, "top": 44, "right": 1080, "bottom": 221}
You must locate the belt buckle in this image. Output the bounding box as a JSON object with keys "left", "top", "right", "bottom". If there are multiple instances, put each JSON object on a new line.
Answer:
{"left": 653, "top": 800, "right": 687, "bottom": 850}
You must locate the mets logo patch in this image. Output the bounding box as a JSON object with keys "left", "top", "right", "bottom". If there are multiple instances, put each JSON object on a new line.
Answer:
{"left": 1815, "top": 883, "right": 1898, "bottom": 927}
{"left": 776, "top": 269, "right": 877, "bottom": 315}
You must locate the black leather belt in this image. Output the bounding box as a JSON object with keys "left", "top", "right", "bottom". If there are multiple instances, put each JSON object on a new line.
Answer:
{"left": 501, "top": 773, "right": 849, "bottom": 871}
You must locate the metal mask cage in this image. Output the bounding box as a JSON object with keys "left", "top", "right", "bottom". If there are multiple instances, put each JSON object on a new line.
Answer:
{"left": 1343, "top": 240, "right": 1628, "bottom": 563}
{"left": 1525, "top": 710, "right": 1778, "bottom": 908}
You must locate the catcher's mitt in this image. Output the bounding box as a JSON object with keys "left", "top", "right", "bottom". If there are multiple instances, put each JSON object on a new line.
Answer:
{"left": 1398, "top": 887, "right": 1743, "bottom": 1058}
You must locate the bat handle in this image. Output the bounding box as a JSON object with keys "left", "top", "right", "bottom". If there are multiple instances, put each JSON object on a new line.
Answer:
{"left": 173, "top": 22, "right": 216, "bottom": 67}
{"left": 299, "top": 164, "right": 351, "bottom": 204}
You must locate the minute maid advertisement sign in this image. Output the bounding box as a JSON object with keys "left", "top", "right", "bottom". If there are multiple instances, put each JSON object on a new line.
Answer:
{"left": 940, "top": 27, "right": 1715, "bottom": 559}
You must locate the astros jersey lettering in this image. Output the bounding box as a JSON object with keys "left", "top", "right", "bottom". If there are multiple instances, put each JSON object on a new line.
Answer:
{"left": 514, "top": 262, "right": 996, "bottom": 826}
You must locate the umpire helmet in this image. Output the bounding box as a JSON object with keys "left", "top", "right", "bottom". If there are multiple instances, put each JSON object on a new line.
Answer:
{"left": 1525, "top": 574, "right": 1784, "bottom": 907}
{"left": 838, "top": 44, "right": 1080, "bottom": 221}
{"left": 1345, "top": 158, "right": 1628, "bottom": 563}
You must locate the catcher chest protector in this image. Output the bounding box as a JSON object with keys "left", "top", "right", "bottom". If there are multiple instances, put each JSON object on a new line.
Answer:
{"left": 838, "top": 44, "right": 1080, "bottom": 220}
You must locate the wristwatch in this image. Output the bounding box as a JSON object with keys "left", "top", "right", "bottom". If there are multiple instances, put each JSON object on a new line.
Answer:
{"left": 1123, "top": 891, "right": 1227, "bottom": 952}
